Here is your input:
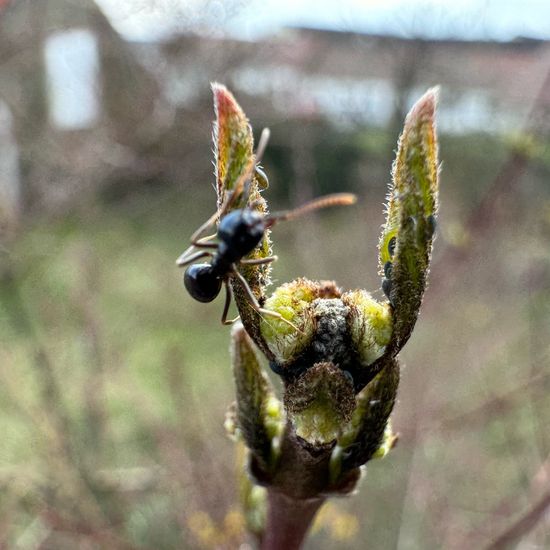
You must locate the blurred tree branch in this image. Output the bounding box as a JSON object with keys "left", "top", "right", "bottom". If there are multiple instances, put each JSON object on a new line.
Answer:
{"left": 483, "top": 489, "right": 550, "bottom": 550}
{"left": 427, "top": 67, "right": 550, "bottom": 298}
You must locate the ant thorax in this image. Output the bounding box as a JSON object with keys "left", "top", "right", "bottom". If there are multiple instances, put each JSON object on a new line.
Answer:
{"left": 216, "top": 209, "right": 266, "bottom": 265}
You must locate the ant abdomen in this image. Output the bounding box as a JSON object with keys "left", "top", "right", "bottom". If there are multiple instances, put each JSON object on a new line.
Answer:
{"left": 184, "top": 263, "right": 223, "bottom": 303}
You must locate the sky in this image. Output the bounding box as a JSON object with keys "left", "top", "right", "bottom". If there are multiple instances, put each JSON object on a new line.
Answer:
{"left": 95, "top": 0, "right": 550, "bottom": 43}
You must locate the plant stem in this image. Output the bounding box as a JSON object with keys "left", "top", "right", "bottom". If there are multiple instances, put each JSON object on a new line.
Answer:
{"left": 261, "top": 489, "right": 325, "bottom": 550}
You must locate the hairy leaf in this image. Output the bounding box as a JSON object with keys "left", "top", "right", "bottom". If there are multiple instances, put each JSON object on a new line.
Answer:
{"left": 379, "top": 88, "right": 439, "bottom": 351}
{"left": 231, "top": 324, "right": 283, "bottom": 471}
{"left": 330, "top": 356, "right": 400, "bottom": 481}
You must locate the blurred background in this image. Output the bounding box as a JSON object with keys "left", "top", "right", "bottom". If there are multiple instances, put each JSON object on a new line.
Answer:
{"left": 1, "top": 0, "right": 550, "bottom": 548}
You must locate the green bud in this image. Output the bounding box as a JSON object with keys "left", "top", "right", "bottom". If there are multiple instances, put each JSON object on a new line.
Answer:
{"left": 285, "top": 362, "right": 355, "bottom": 446}
{"left": 343, "top": 290, "right": 393, "bottom": 366}
{"left": 208, "top": 85, "right": 441, "bottom": 503}
{"left": 260, "top": 278, "right": 325, "bottom": 363}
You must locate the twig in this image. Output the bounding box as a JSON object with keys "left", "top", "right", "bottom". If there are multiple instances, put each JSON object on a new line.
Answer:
{"left": 427, "top": 67, "right": 550, "bottom": 299}
{"left": 0, "top": 263, "right": 111, "bottom": 530}
{"left": 74, "top": 245, "right": 107, "bottom": 466}
{"left": 261, "top": 491, "right": 324, "bottom": 550}
{"left": 426, "top": 368, "right": 550, "bottom": 435}
{"left": 484, "top": 489, "right": 550, "bottom": 550}
{"left": 42, "top": 509, "right": 150, "bottom": 550}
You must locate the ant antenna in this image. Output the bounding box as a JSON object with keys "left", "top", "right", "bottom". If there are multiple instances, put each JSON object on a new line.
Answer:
{"left": 255, "top": 127, "right": 270, "bottom": 165}
{"left": 219, "top": 127, "right": 272, "bottom": 217}
{"left": 237, "top": 127, "right": 271, "bottom": 206}
{"left": 266, "top": 193, "right": 357, "bottom": 226}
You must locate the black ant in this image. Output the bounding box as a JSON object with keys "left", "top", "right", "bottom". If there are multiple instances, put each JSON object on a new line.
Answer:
{"left": 176, "top": 128, "right": 357, "bottom": 330}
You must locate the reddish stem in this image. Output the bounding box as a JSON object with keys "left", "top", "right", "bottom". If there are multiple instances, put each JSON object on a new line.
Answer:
{"left": 261, "top": 489, "right": 325, "bottom": 550}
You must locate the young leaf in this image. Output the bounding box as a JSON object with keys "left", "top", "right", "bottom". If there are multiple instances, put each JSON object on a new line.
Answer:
{"left": 212, "top": 82, "right": 254, "bottom": 211}
{"left": 330, "top": 356, "right": 400, "bottom": 482}
{"left": 212, "top": 84, "right": 274, "bottom": 353}
{"left": 231, "top": 323, "right": 284, "bottom": 471}
{"left": 379, "top": 88, "right": 440, "bottom": 352}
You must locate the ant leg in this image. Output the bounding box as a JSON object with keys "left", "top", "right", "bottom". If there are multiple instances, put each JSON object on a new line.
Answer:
{"left": 219, "top": 177, "right": 250, "bottom": 216}
{"left": 190, "top": 211, "right": 220, "bottom": 244}
{"left": 217, "top": 129, "right": 271, "bottom": 214}
{"left": 193, "top": 234, "right": 218, "bottom": 248}
{"left": 255, "top": 128, "right": 271, "bottom": 163}
{"left": 177, "top": 235, "right": 217, "bottom": 264}
{"left": 231, "top": 267, "right": 302, "bottom": 333}
{"left": 181, "top": 129, "right": 272, "bottom": 269}
{"left": 176, "top": 213, "right": 220, "bottom": 265}
{"left": 183, "top": 171, "right": 254, "bottom": 267}
{"left": 239, "top": 255, "right": 278, "bottom": 266}
{"left": 221, "top": 281, "right": 240, "bottom": 325}
{"left": 225, "top": 127, "right": 270, "bottom": 208}
{"left": 176, "top": 249, "right": 213, "bottom": 268}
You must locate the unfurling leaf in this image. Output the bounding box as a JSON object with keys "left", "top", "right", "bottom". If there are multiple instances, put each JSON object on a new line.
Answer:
{"left": 231, "top": 323, "right": 284, "bottom": 471}
{"left": 212, "top": 82, "right": 254, "bottom": 211}
{"left": 379, "top": 88, "right": 439, "bottom": 352}
{"left": 330, "top": 357, "right": 400, "bottom": 482}
{"left": 212, "top": 84, "right": 274, "bottom": 352}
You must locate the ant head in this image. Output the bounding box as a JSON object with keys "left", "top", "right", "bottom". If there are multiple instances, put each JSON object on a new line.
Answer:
{"left": 184, "top": 263, "right": 222, "bottom": 303}
{"left": 218, "top": 209, "right": 266, "bottom": 260}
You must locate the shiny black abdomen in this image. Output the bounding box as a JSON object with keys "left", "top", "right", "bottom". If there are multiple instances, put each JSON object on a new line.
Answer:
{"left": 184, "top": 263, "right": 223, "bottom": 302}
